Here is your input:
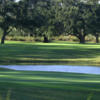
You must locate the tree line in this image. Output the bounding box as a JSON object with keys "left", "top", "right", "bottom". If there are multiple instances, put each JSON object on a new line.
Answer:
{"left": 0, "top": 0, "right": 100, "bottom": 44}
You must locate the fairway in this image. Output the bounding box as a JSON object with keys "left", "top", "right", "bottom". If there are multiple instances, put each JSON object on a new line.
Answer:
{"left": 0, "top": 68, "right": 100, "bottom": 100}
{"left": 0, "top": 41, "right": 100, "bottom": 65}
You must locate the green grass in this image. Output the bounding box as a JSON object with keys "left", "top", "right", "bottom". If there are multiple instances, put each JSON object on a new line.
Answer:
{"left": 0, "top": 68, "right": 100, "bottom": 100}
{"left": 0, "top": 41, "right": 100, "bottom": 65}
{"left": 0, "top": 41, "right": 100, "bottom": 100}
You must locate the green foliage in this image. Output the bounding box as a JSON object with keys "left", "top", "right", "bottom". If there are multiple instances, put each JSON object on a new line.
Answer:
{"left": 0, "top": 0, "right": 17, "bottom": 44}
{"left": 0, "top": 0, "right": 100, "bottom": 44}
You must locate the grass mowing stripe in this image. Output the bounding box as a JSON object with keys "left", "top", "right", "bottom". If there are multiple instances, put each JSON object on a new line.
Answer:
{"left": 0, "top": 70, "right": 100, "bottom": 100}
{"left": 1, "top": 41, "right": 100, "bottom": 65}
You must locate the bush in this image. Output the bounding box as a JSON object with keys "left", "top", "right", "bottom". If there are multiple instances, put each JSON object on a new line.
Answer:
{"left": 5, "top": 34, "right": 98, "bottom": 43}
{"left": 6, "top": 36, "right": 34, "bottom": 42}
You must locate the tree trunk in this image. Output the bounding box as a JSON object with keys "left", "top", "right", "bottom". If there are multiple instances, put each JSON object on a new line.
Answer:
{"left": 43, "top": 35, "right": 49, "bottom": 43}
{"left": 78, "top": 29, "right": 86, "bottom": 44}
{"left": 30, "top": 33, "right": 34, "bottom": 37}
{"left": 95, "top": 34, "right": 99, "bottom": 43}
{"left": 79, "top": 35, "right": 85, "bottom": 44}
{"left": 1, "top": 30, "right": 7, "bottom": 44}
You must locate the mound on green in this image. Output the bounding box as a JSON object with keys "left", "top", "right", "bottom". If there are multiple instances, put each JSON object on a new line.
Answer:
{"left": 0, "top": 70, "right": 100, "bottom": 100}
{"left": 0, "top": 41, "right": 100, "bottom": 65}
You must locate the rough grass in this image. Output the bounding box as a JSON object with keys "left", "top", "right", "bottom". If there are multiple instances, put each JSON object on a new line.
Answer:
{"left": 0, "top": 68, "right": 100, "bottom": 100}
{"left": 0, "top": 41, "right": 100, "bottom": 65}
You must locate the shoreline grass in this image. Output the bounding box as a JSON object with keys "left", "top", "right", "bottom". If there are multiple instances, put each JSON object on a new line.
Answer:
{"left": 0, "top": 69, "right": 100, "bottom": 100}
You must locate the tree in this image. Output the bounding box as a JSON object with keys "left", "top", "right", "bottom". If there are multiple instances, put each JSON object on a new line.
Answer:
{"left": 35, "top": 0, "right": 65, "bottom": 42}
{"left": 15, "top": 0, "right": 46, "bottom": 40}
{"left": 58, "top": 0, "right": 97, "bottom": 43}
{"left": 37, "top": 0, "right": 56, "bottom": 42}
{"left": 0, "top": 0, "right": 16, "bottom": 44}
{"left": 23, "top": 0, "right": 57, "bottom": 42}
{"left": 9, "top": 0, "right": 65, "bottom": 43}
{"left": 87, "top": 0, "right": 100, "bottom": 43}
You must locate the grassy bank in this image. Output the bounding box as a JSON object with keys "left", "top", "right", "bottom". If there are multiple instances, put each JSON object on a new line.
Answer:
{"left": 0, "top": 41, "right": 100, "bottom": 65}
{"left": 0, "top": 68, "right": 100, "bottom": 100}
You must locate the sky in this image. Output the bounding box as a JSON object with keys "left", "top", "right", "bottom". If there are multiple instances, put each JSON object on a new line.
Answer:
{"left": 15, "top": 0, "right": 20, "bottom": 2}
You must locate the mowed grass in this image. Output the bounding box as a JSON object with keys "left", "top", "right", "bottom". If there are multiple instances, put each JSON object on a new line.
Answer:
{"left": 0, "top": 41, "right": 100, "bottom": 65}
{"left": 0, "top": 68, "right": 100, "bottom": 100}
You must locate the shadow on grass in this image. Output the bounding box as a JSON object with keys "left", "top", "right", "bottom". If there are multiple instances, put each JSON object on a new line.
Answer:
{"left": 0, "top": 42, "right": 100, "bottom": 65}
{"left": 0, "top": 70, "right": 100, "bottom": 100}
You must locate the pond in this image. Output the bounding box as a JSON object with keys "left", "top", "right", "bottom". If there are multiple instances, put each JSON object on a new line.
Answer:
{"left": 0, "top": 65, "right": 100, "bottom": 75}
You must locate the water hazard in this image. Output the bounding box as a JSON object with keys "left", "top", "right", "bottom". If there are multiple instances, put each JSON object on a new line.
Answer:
{"left": 0, "top": 65, "right": 100, "bottom": 75}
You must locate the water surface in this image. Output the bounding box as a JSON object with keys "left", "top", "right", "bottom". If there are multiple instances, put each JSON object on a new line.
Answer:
{"left": 0, "top": 65, "right": 100, "bottom": 75}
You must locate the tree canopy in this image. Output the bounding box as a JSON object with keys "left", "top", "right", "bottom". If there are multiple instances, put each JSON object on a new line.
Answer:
{"left": 0, "top": 0, "right": 100, "bottom": 44}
